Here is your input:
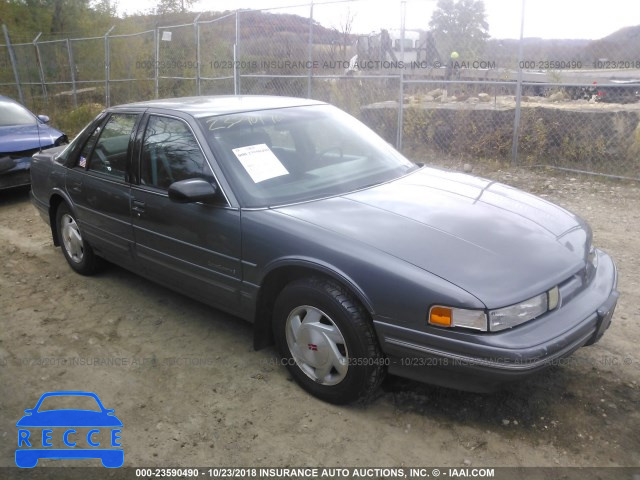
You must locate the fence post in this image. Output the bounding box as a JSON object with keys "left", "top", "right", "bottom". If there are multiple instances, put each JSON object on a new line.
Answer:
{"left": 307, "top": 1, "right": 314, "bottom": 98}
{"left": 511, "top": 0, "right": 526, "bottom": 166}
{"left": 235, "top": 11, "right": 240, "bottom": 95}
{"left": 195, "top": 13, "right": 202, "bottom": 96}
{"left": 66, "top": 38, "right": 78, "bottom": 108}
{"left": 154, "top": 26, "right": 159, "bottom": 99}
{"left": 2, "top": 24, "right": 24, "bottom": 104}
{"left": 396, "top": 1, "right": 406, "bottom": 150}
{"left": 104, "top": 26, "right": 115, "bottom": 107}
{"left": 33, "top": 32, "right": 48, "bottom": 102}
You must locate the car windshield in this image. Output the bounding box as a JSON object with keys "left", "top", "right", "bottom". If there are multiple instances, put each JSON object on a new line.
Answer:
{"left": 0, "top": 98, "right": 37, "bottom": 126}
{"left": 200, "top": 104, "right": 418, "bottom": 207}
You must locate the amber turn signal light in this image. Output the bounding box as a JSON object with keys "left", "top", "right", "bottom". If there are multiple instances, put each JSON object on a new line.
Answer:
{"left": 429, "top": 306, "right": 453, "bottom": 327}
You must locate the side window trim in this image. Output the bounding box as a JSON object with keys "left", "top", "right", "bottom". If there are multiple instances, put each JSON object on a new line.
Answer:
{"left": 130, "top": 110, "right": 149, "bottom": 185}
{"left": 72, "top": 115, "right": 109, "bottom": 170}
{"left": 59, "top": 111, "right": 107, "bottom": 168}
{"left": 137, "top": 112, "right": 231, "bottom": 207}
{"left": 124, "top": 112, "right": 145, "bottom": 183}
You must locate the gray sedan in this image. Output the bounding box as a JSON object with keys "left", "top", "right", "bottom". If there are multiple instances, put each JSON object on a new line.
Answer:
{"left": 30, "top": 96, "right": 618, "bottom": 404}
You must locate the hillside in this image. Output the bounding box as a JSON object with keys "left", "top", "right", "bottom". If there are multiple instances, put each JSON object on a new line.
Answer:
{"left": 0, "top": 2, "right": 341, "bottom": 44}
{"left": 485, "top": 25, "right": 640, "bottom": 68}
{"left": 585, "top": 25, "right": 640, "bottom": 61}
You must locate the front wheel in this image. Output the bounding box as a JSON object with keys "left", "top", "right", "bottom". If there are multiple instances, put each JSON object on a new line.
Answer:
{"left": 273, "top": 277, "right": 385, "bottom": 404}
{"left": 56, "top": 203, "right": 99, "bottom": 275}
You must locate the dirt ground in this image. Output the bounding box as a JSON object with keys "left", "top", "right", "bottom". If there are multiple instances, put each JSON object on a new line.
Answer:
{"left": 0, "top": 165, "right": 639, "bottom": 472}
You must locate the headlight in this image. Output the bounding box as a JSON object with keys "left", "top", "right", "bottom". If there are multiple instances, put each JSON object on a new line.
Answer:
{"left": 54, "top": 135, "right": 69, "bottom": 147}
{"left": 489, "top": 286, "right": 559, "bottom": 332}
{"left": 429, "top": 286, "right": 560, "bottom": 333}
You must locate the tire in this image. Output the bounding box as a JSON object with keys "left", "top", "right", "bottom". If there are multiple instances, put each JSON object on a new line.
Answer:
{"left": 273, "top": 276, "right": 385, "bottom": 404}
{"left": 56, "top": 203, "right": 99, "bottom": 275}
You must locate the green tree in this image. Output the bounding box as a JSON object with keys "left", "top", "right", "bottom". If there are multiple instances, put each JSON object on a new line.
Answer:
{"left": 0, "top": 1, "right": 52, "bottom": 41}
{"left": 429, "top": 0, "right": 489, "bottom": 59}
{"left": 49, "top": 0, "right": 91, "bottom": 35}
{"left": 156, "top": 0, "right": 195, "bottom": 15}
{"left": 92, "top": 0, "right": 118, "bottom": 17}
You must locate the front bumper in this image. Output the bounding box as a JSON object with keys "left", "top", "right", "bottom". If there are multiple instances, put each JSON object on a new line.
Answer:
{"left": 374, "top": 249, "right": 618, "bottom": 392}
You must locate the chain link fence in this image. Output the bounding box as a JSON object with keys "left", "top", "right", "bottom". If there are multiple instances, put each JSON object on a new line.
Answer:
{"left": 198, "top": 14, "right": 236, "bottom": 96}
{"left": 1, "top": 0, "right": 639, "bottom": 179}
{"left": 108, "top": 30, "right": 157, "bottom": 106}
{"left": 70, "top": 35, "right": 107, "bottom": 107}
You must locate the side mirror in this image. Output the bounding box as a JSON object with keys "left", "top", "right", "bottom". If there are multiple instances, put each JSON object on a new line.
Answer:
{"left": 37, "top": 115, "right": 50, "bottom": 124}
{"left": 168, "top": 178, "right": 218, "bottom": 204}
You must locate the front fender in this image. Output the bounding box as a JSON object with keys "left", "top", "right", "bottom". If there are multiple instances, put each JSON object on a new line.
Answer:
{"left": 243, "top": 209, "right": 485, "bottom": 348}
{"left": 259, "top": 256, "right": 376, "bottom": 314}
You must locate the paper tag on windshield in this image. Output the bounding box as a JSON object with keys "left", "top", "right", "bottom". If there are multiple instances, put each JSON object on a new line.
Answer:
{"left": 232, "top": 144, "right": 289, "bottom": 183}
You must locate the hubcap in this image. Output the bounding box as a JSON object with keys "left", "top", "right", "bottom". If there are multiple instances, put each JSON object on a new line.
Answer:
{"left": 285, "top": 305, "right": 348, "bottom": 386}
{"left": 61, "top": 213, "right": 84, "bottom": 264}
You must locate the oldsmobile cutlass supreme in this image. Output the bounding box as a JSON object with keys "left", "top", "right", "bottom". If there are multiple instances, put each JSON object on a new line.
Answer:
{"left": 30, "top": 96, "right": 618, "bottom": 404}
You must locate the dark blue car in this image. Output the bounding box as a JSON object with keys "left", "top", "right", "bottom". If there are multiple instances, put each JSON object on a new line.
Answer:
{"left": 0, "top": 95, "right": 67, "bottom": 190}
{"left": 29, "top": 96, "right": 618, "bottom": 404}
{"left": 15, "top": 391, "right": 123, "bottom": 468}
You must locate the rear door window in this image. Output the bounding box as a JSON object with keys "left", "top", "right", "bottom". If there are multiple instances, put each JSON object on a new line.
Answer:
{"left": 86, "top": 114, "right": 138, "bottom": 180}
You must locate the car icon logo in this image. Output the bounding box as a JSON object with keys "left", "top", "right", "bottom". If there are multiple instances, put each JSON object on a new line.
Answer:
{"left": 15, "top": 391, "right": 123, "bottom": 468}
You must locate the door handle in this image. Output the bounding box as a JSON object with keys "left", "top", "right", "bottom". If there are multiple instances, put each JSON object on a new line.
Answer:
{"left": 132, "top": 200, "right": 146, "bottom": 215}
{"left": 68, "top": 180, "right": 82, "bottom": 194}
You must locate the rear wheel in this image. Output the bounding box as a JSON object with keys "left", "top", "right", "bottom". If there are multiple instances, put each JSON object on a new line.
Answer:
{"left": 56, "top": 203, "right": 99, "bottom": 275}
{"left": 273, "top": 276, "right": 385, "bottom": 404}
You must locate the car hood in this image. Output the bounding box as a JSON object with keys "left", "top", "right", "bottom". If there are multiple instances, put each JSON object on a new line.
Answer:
{"left": 274, "top": 167, "right": 590, "bottom": 309}
{"left": 16, "top": 410, "right": 123, "bottom": 427}
{"left": 0, "top": 123, "right": 63, "bottom": 154}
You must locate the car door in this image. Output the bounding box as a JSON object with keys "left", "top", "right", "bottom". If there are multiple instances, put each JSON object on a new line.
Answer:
{"left": 66, "top": 112, "right": 140, "bottom": 269}
{"left": 131, "top": 113, "right": 242, "bottom": 310}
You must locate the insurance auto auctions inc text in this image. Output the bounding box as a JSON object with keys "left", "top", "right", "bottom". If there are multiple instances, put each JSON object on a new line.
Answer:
{"left": 193, "top": 467, "right": 496, "bottom": 478}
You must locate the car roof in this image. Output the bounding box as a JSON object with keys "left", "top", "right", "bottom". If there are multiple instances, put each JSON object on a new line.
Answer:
{"left": 112, "top": 95, "right": 327, "bottom": 118}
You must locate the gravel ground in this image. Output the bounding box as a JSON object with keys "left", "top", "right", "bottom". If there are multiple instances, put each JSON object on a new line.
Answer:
{"left": 0, "top": 165, "right": 639, "bottom": 472}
